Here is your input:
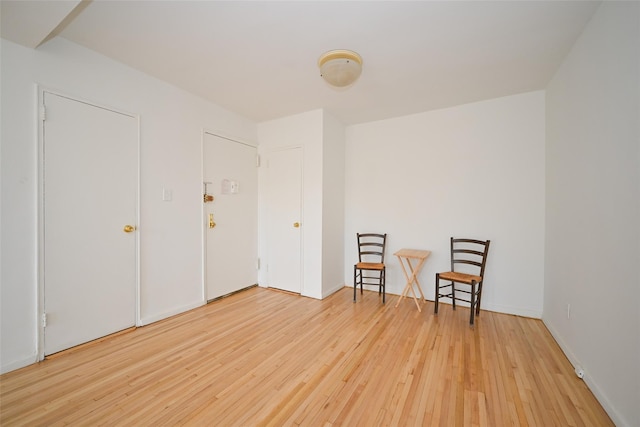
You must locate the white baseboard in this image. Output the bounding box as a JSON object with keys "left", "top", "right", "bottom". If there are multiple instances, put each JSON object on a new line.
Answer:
{"left": 301, "top": 289, "right": 322, "bottom": 299}
{"left": 348, "top": 284, "right": 543, "bottom": 319}
{"left": 1, "top": 353, "right": 39, "bottom": 374}
{"left": 543, "top": 320, "right": 627, "bottom": 427}
{"left": 425, "top": 299, "right": 541, "bottom": 319}
{"left": 138, "top": 300, "right": 205, "bottom": 326}
{"left": 481, "top": 302, "right": 542, "bottom": 319}
{"left": 322, "top": 283, "right": 345, "bottom": 299}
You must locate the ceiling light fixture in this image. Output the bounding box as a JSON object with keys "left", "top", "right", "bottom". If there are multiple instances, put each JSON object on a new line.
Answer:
{"left": 318, "top": 49, "right": 363, "bottom": 87}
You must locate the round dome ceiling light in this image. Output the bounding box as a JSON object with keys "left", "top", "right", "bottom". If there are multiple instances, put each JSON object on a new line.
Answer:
{"left": 318, "top": 49, "right": 363, "bottom": 87}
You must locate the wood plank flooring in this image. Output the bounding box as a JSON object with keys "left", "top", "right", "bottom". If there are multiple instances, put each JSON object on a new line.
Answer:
{"left": 0, "top": 287, "right": 612, "bottom": 426}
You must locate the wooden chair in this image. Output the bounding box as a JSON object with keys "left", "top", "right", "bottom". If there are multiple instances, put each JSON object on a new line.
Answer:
{"left": 354, "top": 233, "right": 387, "bottom": 303}
{"left": 435, "top": 238, "right": 490, "bottom": 325}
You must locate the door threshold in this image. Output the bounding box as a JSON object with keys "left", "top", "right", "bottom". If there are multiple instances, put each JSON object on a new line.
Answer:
{"left": 45, "top": 326, "right": 137, "bottom": 360}
{"left": 207, "top": 284, "right": 258, "bottom": 303}
{"left": 267, "top": 287, "right": 301, "bottom": 297}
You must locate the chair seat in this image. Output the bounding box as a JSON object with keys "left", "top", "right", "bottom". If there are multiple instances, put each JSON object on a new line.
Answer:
{"left": 438, "top": 271, "right": 482, "bottom": 284}
{"left": 356, "top": 262, "right": 385, "bottom": 270}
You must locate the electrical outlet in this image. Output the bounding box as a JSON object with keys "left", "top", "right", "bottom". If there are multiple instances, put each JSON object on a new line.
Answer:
{"left": 162, "top": 187, "right": 173, "bottom": 201}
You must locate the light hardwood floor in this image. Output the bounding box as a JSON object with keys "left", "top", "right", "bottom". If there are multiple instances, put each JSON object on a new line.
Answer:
{"left": 1, "top": 287, "right": 612, "bottom": 426}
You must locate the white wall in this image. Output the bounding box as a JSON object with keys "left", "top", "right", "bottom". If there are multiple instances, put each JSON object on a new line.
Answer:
{"left": 257, "top": 109, "right": 346, "bottom": 299}
{"left": 345, "top": 91, "right": 546, "bottom": 317}
{"left": 321, "top": 111, "right": 346, "bottom": 297}
{"left": 0, "top": 37, "right": 257, "bottom": 373}
{"left": 257, "top": 110, "right": 324, "bottom": 298}
{"left": 544, "top": 2, "right": 640, "bottom": 426}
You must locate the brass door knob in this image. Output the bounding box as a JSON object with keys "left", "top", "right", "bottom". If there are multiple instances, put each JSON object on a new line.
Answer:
{"left": 123, "top": 225, "right": 136, "bottom": 233}
{"left": 293, "top": 222, "right": 300, "bottom": 228}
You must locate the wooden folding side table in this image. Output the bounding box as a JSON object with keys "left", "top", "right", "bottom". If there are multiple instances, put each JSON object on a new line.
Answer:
{"left": 394, "top": 249, "right": 431, "bottom": 311}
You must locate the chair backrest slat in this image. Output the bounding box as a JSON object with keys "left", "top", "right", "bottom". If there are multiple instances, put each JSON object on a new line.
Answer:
{"left": 449, "top": 237, "right": 490, "bottom": 278}
{"left": 453, "top": 249, "right": 484, "bottom": 256}
{"left": 357, "top": 233, "right": 387, "bottom": 263}
{"left": 453, "top": 259, "right": 483, "bottom": 267}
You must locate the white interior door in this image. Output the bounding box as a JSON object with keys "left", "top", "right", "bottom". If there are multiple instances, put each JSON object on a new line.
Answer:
{"left": 42, "top": 91, "right": 137, "bottom": 356}
{"left": 266, "top": 147, "right": 302, "bottom": 293}
{"left": 203, "top": 133, "right": 258, "bottom": 300}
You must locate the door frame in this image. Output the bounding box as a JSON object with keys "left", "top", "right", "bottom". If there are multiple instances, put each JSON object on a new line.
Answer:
{"left": 200, "top": 129, "right": 258, "bottom": 302}
{"left": 36, "top": 86, "right": 141, "bottom": 361}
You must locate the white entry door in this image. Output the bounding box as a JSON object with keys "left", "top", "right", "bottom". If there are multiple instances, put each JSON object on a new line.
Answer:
{"left": 266, "top": 147, "right": 302, "bottom": 293}
{"left": 203, "top": 133, "right": 258, "bottom": 300}
{"left": 42, "top": 91, "right": 138, "bottom": 356}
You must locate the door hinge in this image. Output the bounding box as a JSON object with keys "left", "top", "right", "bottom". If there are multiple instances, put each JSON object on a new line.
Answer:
{"left": 42, "top": 313, "right": 47, "bottom": 327}
{"left": 40, "top": 105, "right": 47, "bottom": 121}
{"left": 256, "top": 155, "right": 261, "bottom": 167}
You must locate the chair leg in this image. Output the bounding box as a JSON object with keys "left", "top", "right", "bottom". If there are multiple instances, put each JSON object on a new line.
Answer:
{"left": 381, "top": 268, "right": 386, "bottom": 304}
{"left": 476, "top": 282, "right": 483, "bottom": 316}
{"left": 451, "top": 281, "right": 456, "bottom": 310}
{"left": 469, "top": 280, "right": 476, "bottom": 325}
{"left": 353, "top": 267, "right": 357, "bottom": 302}
{"left": 434, "top": 273, "right": 440, "bottom": 314}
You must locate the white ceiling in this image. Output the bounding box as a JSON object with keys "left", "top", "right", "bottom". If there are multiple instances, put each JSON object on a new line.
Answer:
{"left": 2, "top": 0, "right": 600, "bottom": 125}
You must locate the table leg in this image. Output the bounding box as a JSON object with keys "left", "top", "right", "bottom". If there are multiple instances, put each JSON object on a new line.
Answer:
{"left": 395, "top": 256, "right": 412, "bottom": 308}
{"left": 410, "top": 258, "right": 427, "bottom": 302}
{"left": 395, "top": 256, "right": 424, "bottom": 311}
{"left": 404, "top": 259, "right": 423, "bottom": 311}
{"left": 395, "top": 256, "right": 429, "bottom": 311}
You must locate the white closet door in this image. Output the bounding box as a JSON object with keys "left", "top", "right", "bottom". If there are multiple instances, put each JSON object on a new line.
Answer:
{"left": 43, "top": 92, "right": 138, "bottom": 355}
{"left": 266, "top": 147, "right": 302, "bottom": 293}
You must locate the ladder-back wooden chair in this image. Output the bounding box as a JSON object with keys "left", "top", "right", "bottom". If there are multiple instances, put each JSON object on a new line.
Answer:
{"left": 354, "top": 233, "right": 387, "bottom": 303}
{"left": 435, "top": 237, "right": 490, "bottom": 325}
